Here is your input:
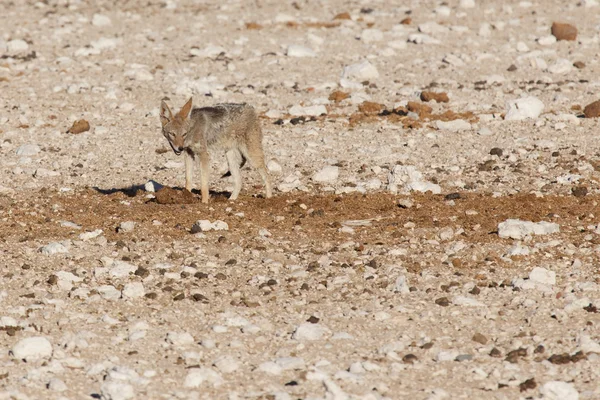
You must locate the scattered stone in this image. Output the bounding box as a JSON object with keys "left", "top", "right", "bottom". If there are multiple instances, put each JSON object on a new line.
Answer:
{"left": 572, "top": 186, "right": 588, "bottom": 197}
{"left": 40, "top": 242, "right": 68, "bottom": 255}
{"left": 498, "top": 219, "right": 559, "bottom": 240}
{"left": 7, "top": 39, "right": 29, "bottom": 54}
{"left": 101, "top": 381, "right": 135, "bottom": 400}
{"left": 551, "top": 22, "right": 577, "bottom": 41}
{"left": 388, "top": 165, "right": 441, "bottom": 194}
{"left": 421, "top": 91, "right": 449, "bottom": 103}
{"left": 519, "top": 378, "right": 537, "bottom": 392}
{"left": 166, "top": 331, "right": 195, "bottom": 347}
{"left": 573, "top": 61, "right": 585, "bottom": 69}
{"left": 289, "top": 104, "right": 327, "bottom": 117}
{"left": 16, "top": 144, "right": 40, "bottom": 156}
{"left": 505, "top": 96, "right": 545, "bottom": 120}
{"left": 312, "top": 166, "right": 339, "bottom": 183}
{"left": 92, "top": 14, "right": 112, "bottom": 27}
{"left": 292, "top": 322, "right": 330, "bottom": 340}
{"left": 342, "top": 60, "right": 379, "bottom": 81}
{"left": 286, "top": 45, "right": 316, "bottom": 57}
{"left": 11, "top": 337, "right": 53, "bottom": 361}
{"left": 79, "top": 229, "right": 103, "bottom": 241}
{"left": 402, "top": 354, "right": 418, "bottom": 364}
{"left": 540, "top": 381, "right": 579, "bottom": 400}
{"left": 118, "top": 221, "right": 136, "bottom": 233}
{"left": 548, "top": 58, "right": 573, "bottom": 75}
{"left": 435, "top": 297, "right": 450, "bottom": 307}
{"left": 191, "top": 220, "right": 229, "bottom": 233}
{"left": 529, "top": 267, "right": 556, "bottom": 285}
{"left": 489, "top": 147, "right": 503, "bottom": 156}
{"left": 435, "top": 119, "right": 471, "bottom": 132}
{"left": 583, "top": 100, "right": 600, "bottom": 118}
{"left": 472, "top": 333, "right": 488, "bottom": 345}
{"left": 122, "top": 282, "right": 145, "bottom": 299}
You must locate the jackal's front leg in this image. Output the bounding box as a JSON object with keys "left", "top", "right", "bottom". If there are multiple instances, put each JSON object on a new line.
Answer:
{"left": 184, "top": 152, "right": 193, "bottom": 192}
{"left": 198, "top": 151, "right": 210, "bottom": 204}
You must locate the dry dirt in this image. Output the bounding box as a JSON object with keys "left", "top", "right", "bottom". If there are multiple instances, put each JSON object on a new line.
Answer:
{"left": 1, "top": 1, "right": 600, "bottom": 400}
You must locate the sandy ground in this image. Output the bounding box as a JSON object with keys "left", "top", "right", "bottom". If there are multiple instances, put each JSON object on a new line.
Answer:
{"left": 0, "top": 0, "right": 599, "bottom": 399}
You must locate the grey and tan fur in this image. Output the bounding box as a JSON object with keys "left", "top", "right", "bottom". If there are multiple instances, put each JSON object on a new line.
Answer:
{"left": 159, "top": 97, "right": 272, "bottom": 203}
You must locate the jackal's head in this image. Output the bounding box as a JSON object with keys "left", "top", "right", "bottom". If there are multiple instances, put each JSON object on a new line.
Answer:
{"left": 159, "top": 98, "right": 193, "bottom": 156}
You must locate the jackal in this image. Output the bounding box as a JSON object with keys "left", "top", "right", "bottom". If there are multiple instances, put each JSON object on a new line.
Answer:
{"left": 159, "top": 97, "right": 272, "bottom": 203}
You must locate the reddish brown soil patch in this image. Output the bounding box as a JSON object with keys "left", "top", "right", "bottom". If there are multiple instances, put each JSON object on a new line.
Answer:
{"left": 2, "top": 190, "right": 599, "bottom": 262}
{"left": 154, "top": 187, "right": 197, "bottom": 204}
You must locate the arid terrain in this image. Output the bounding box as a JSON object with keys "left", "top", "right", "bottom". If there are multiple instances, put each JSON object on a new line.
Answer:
{"left": 0, "top": 1, "right": 599, "bottom": 399}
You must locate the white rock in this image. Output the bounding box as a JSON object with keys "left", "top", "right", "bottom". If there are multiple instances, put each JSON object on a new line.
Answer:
{"left": 529, "top": 267, "right": 556, "bottom": 285}
{"left": 166, "top": 332, "right": 195, "bottom": 347}
{"left": 407, "top": 33, "right": 441, "bottom": 44}
{"left": 388, "top": 165, "right": 441, "bottom": 194}
{"left": 79, "top": 229, "right": 103, "bottom": 241}
{"left": 286, "top": 45, "right": 316, "bottom": 57}
{"left": 16, "top": 144, "right": 40, "bottom": 156}
{"left": 547, "top": 58, "right": 573, "bottom": 75}
{"left": 453, "top": 296, "right": 486, "bottom": 307}
{"left": 505, "top": 96, "right": 545, "bottom": 120}
{"left": 55, "top": 271, "right": 83, "bottom": 291}
{"left": 538, "top": 35, "right": 557, "bottom": 46}
{"left": 124, "top": 68, "right": 153, "bottom": 81}
{"left": 342, "top": 61, "right": 379, "bottom": 81}
{"left": 516, "top": 41, "right": 529, "bottom": 52}
{"left": 578, "top": 334, "right": 600, "bottom": 353}
{"left": 213, "top": 356, "right": 240, "bottom": 373}
{"left": 11, "top": 337, "right": 53, "bottom": 361}
{"left": 47, "top": 378, "right": 68, "bottom": 392}
{"left": 418, "top": 22, "right": 448, "bottom": 34}
{"left": 361, "top": 29, "right": 383, "bottom": 42}
{"left": 92, "top": 14, "right": 112, "bottom": 27}
{"left": 498, "top": 219, "right": 559, "bottom": 240}
{"left": 436, "top": 350, "right": 459, "bottom": 362}
{"left": 122, "top": 282, "right": 145, "bottom": 299}
{"left": 144, "top": 180, "right": 163, "bottom": 192}
{"left": 265, "top": 109, "right": 282, "bottom": 119}
{"left": 292, "top": 323, "right": 330, "bottom": 341}
{"left": 393, "top": 275, "right": 410, "bottom": 294}
{"left": 98, "top": 285, "right": 122, "bottom": 300}
{"left": 459, "top": 0, "right": 476, "bottom": 8}
{"left": 442, "top": 54, "right": 465, "bottom": 67}
{"left": 275, "top": 357, "right": 305, "bottom": 370}
{"left": 91, "top": 37, "right": 119, "bottom": 50}
{"left": 7, "top": 39, "right": 29, "bottom": 54}
{"left": 289, "top": 104, "right": 327, "bottom": 116}
{"left": 101, "top": 381, "right": 135, "bottom": 400}
{"left": 267, "top": 160, "right": 282, "bottom": 174}
{"left": 257, "top": 361, "right": 282, "bottom": 375}
{"left": 312, "top": 166, "right": 339, "bottom": 183}
{"left": 435, "top": 119, "right": 471, "bottom": 132}
{"left": 118, "top": 221, "right": 136, "bottom": 233}
{"left": 540, "top": 381, "right": 579, "bottom": 400}
{"left": 192, "top": 220, "right": 229, "bottom": 232}
{"left": 109, "top": 261, "right": 137, "bottom": 278}
{"left": 34, "top": 168, "right": 60, "bottom": 178}
{"left": 40, "top": 242, "right": 68, "bottom": 255}
{"left": 190, "top": 45, "right": 226, "bottom": 58}
{"left": 184, "top": 368, "right": 223, "bottom": 388}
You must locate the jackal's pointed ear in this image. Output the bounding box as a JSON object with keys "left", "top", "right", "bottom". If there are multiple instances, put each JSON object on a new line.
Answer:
{"left": 160, "top": 100, "right": 173, "bottom": 127}
{"left": 178, "top": 97, "right": 193, "bottom": 119}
